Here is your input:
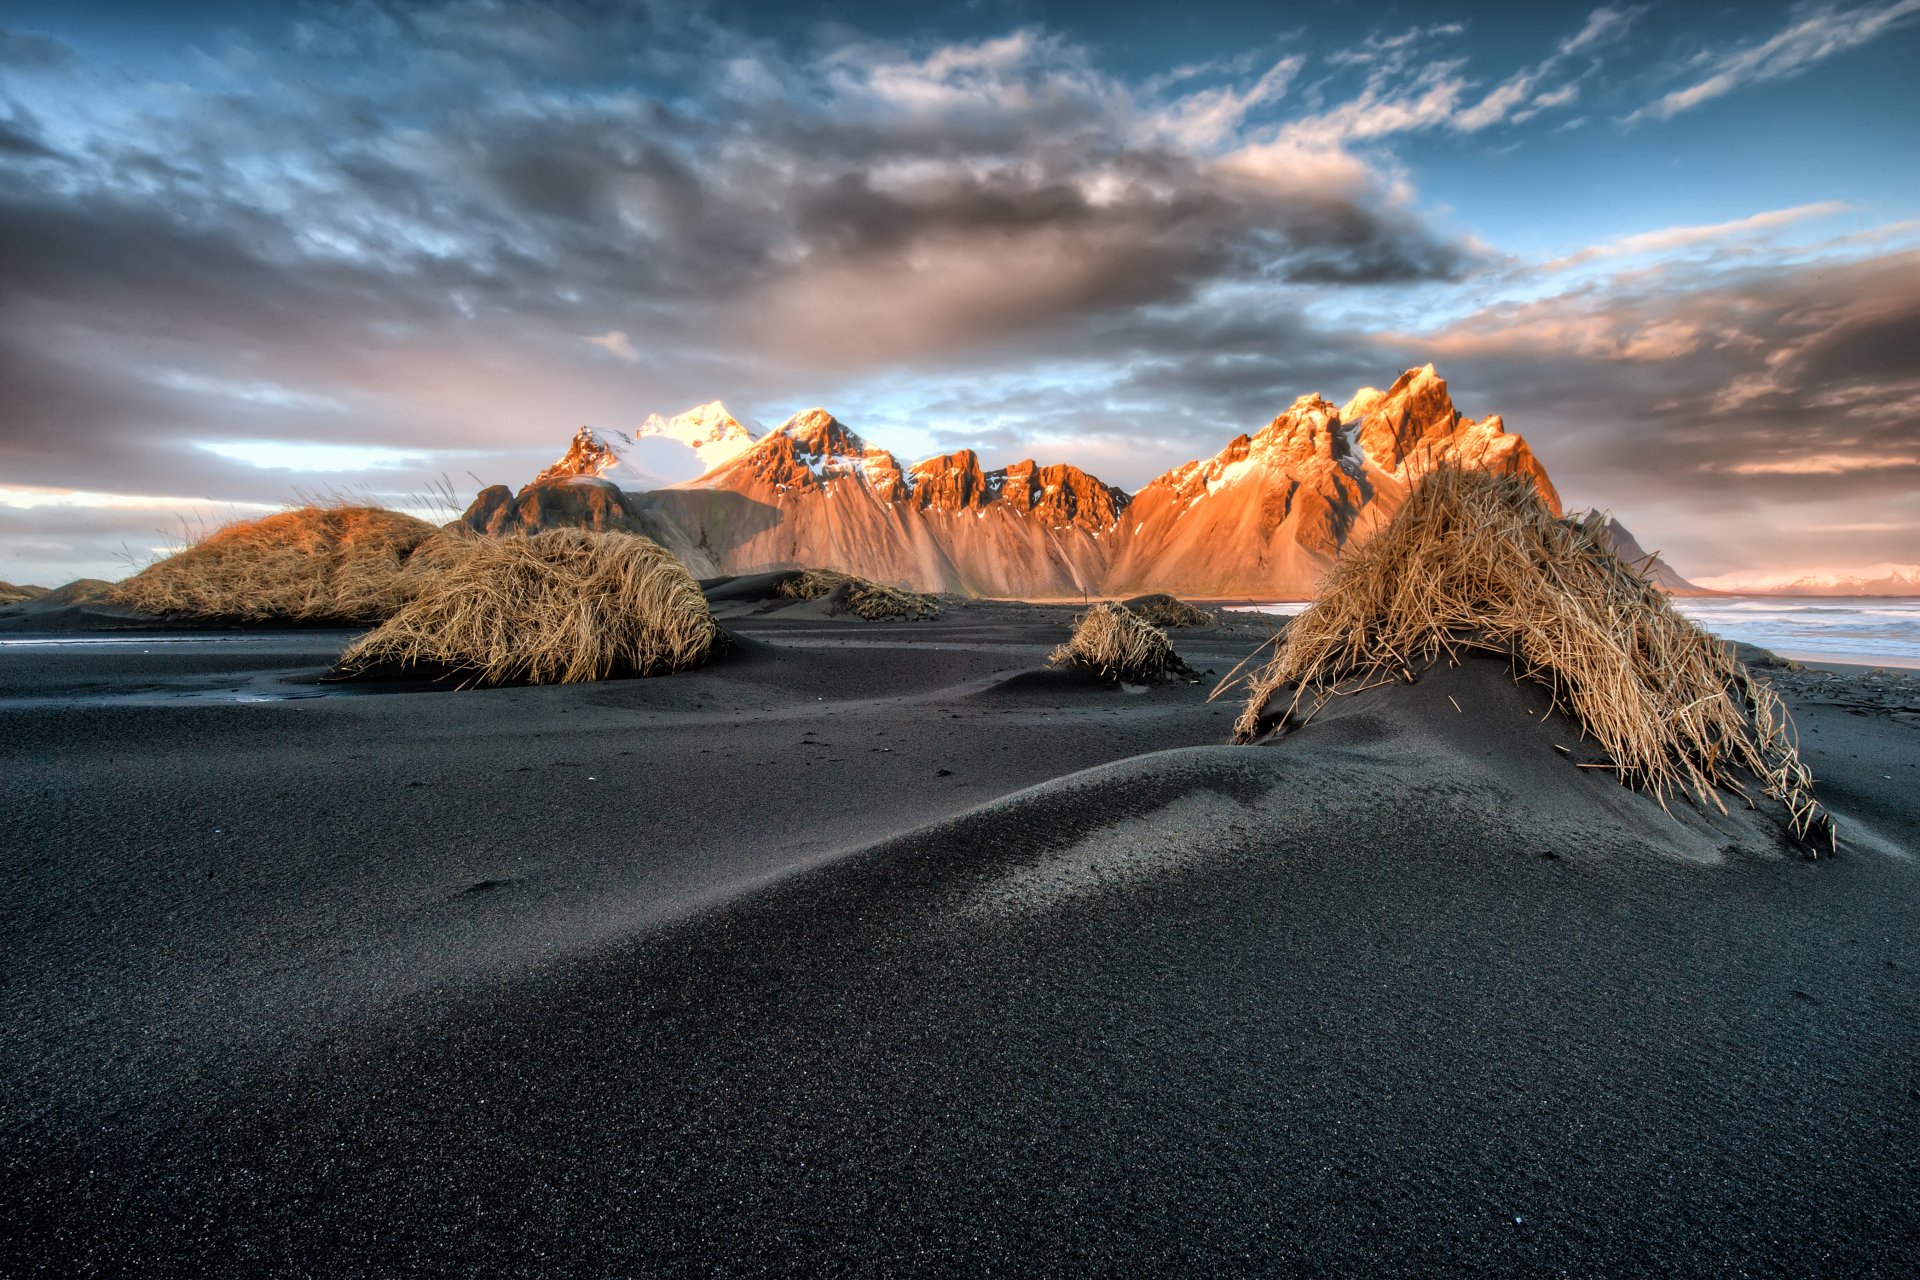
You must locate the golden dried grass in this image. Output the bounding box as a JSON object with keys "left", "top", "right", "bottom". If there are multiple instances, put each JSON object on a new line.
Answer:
{"left": 107, "top": 505, "right": 440, "bottom": 622}
{"left": 0, "top": 582, "right": 50, "bottom": 606}
{"left": 778, "top": 569, "right": 941, "bottom": 620}
{"left": 1050, "top": 602, "right": 1182, "bottom": 684}
{"left": 1123, "top": 593, "right": 1217, "bottom": 628}
{"left": 1227, "top": 467, "right": 1833, "bottom": 852}
{"left": 336, "top": 528, "right": 720, "bottom": 685}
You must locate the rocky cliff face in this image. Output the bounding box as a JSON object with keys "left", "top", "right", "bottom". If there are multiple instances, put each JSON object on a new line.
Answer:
{"left": 465, "top": 368, "right": 1581, "bottom": 597}
{"left": 1344, "top": 364, "right": 1560, "bottom": 529}
{"left": 1102, "top": 394, "right": 1366, "bottom": 597}
{"left": 632, "top": 410, "right": 1121, "bottom": 597}
{"left": 462, "top": 477, "right": 657, "bottom": 538}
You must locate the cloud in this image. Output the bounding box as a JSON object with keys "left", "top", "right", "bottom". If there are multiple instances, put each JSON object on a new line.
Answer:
{"left": 0, "top": 11, "right": 1485, "bottom": 444}
{"left": 0, "top": 2, "right": 1913, "bottom": 583}
{"left": 1727, "top": 452, "right": 1919, "bottom": 474}
{"left": 1539, "top": 201, "right": 1852, "bottom": 271}
{"left": 1633, "top": 0, "right": 1920, "bottom": 121}
{"left": 1292, "top": 6, "right": 1635, "bottom": 143}
{"left": 584, "top": 331, "right": 639, "bottom": 362}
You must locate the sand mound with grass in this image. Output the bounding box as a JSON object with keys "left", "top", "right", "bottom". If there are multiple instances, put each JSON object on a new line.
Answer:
{"left": 1121, "top": 593, "right": 1216, "bottom": 628}
{"left": 777, "top": 569, "right": 941, "bottom": 620}
{"left": 1228, "top": 467, "right": 1832, "bottom": 851}
{"left": 1049, "top": 602, "right": 1189, "bottom": 684}
{"left": 107, "top": 506, "right": 441, "bottom": 623}
{"left": 335, "top": 528, "right": 721, "bottom": 685}
{"left": 0, "top": 582, "right": 50, "bottom": 606}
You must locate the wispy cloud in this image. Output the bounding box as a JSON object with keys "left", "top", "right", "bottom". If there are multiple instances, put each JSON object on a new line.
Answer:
{"left": 1540, "top": 201, "right": 1851, "bottom": 271}
{"left": 1728, "top": 452, "right": 1919, "bottom": 475}
{"left": 1632, "top": 0, "right": 1920, "bottom": 121}
{"left": 1288, "top": 6, "right": 1637, "bottom": 144}
{"left": 1455, "top": 5, "right": 1641, "bottom": 131}
{"left": 583, "top": 330, "right": 639, "bottom": 362}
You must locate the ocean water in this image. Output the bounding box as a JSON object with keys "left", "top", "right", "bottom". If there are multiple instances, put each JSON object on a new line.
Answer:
{"left": 1225, "top": 597, "right": 1920, "bottom": 669}
{"left": 1671, "top": 597, "right": 1920, "bottom": 668}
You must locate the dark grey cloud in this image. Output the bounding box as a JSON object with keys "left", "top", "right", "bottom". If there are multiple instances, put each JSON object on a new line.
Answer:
{"left": 0, "top": 25, "right": 75, "bottom": 72}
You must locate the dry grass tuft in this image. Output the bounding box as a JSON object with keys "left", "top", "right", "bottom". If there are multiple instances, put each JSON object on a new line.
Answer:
{"left": 778, "top": 569, "right": 942, "bottom": 620}
{"left": 336, "top": 528, "right": 720, "bottom": 685}
{"left": 107, "top": 505, "right": 441, "bottom": 622}
{"left": 1050, "top": 602, "right": 1184, "bottom": 684}
{"left": 1123, "top": 593, "right": 1217, "bottom": 628}
{"left": 1225, "top": 467, "right": 1833, "bottom": 852}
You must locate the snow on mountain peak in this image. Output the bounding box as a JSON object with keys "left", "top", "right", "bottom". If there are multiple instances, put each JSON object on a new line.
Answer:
{"left": 1694, "top": 564, "right": 1920, "bottom": 596}
{"left": 636, "top": 401, "right": 762, "bottom": 470}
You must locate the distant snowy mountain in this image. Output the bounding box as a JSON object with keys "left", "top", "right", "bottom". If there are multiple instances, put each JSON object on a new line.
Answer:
{"left": 1695, "top": 564, "right": 1920, "bottom": 597}
{"left": 635, "top": 401, "right": 762, "bottom": 472}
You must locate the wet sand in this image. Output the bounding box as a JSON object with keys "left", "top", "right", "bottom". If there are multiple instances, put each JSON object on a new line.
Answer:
{"left": 2, "top": 598, "right": 1916, "bottom": 1275}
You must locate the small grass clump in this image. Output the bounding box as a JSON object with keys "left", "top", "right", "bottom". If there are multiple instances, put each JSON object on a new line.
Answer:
{"left": 1227, "top": 466, "right": 1832, "bottom": 852}
{"left": 335, "top": 528, "right": 721, "bottom": 685}
{"left": 1050, "top": 602, "right": 1184, "bottom": 684}
{"left": 778, "top": 569, "right": 941, "bottom": 620}
{"left": 1123, "top": 593, "right": 1217, "bottom": 628}
{"left": 0, "top": 582, "right": 50, "bottom": 606}
{"left": 107, "top": 505, "right": 440, "bottom": 622}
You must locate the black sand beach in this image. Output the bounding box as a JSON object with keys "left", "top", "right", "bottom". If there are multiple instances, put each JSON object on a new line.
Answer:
{"left": 3, "top": 600, "right": 1917, "bottom": 1275}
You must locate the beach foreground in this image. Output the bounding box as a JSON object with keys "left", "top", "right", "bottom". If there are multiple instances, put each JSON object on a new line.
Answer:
{"left": 3, "top": 597, "right": 1917, "bottom": 1275}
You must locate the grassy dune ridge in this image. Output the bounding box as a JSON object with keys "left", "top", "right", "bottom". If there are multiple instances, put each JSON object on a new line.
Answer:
{"left": 1231, "top": 466, "right": 1831, "bottom": 850}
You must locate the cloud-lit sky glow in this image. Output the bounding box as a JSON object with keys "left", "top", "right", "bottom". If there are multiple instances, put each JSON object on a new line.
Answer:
{"left": 2, "top": 0, "right": 1916, "bottom": 582}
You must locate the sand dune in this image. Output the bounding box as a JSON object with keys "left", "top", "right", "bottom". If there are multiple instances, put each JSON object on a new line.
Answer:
{"left": 2, "top": 603, "right": 1916, "bottom": 1274}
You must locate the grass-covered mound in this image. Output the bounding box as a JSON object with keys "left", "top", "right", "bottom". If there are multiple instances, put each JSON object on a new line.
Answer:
{"left": 1049, "top": 602, "right": 1186, "bottom": 684}
{"left": 777, "top": 569, "right": 941, "bottom": 620}
{"left": 107, "top": 506, "right": 440, "bottom": 623}
{"left": 0, "top": 582, "right": 49, "bottom": 606}
{"left": 1121, "top": 593, "right": 1216, "bottom": 628}
{"left": 1229, "top": 467, "right": 1832, "bottom": 851}
{"left": 336, "top": 529, "right": 721, "bottom": 685}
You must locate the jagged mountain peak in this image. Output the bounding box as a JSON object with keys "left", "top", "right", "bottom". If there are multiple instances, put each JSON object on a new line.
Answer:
{"left": 478, "top": 365, "right": 1581, "bottom": 597}
{"left": 1350, "top": 364, "right": 1560, "bottom": 514}
{"left": 774, "top": 408, "right": 868, "bottom": 459}
{"left": 1255, "top": 395, "right": 1351, "bottom": 467}
{"left": 904, "top": 450, "right": 1129, "bottom": 531}
{"left": 1339, "top": 385, "right": 1387, "bottom": 425}
{"left": 534, "top": 425, "right": 651, "bottom": 487}
{"left": 636, "top": 401, "right": 762, "bottom": 471}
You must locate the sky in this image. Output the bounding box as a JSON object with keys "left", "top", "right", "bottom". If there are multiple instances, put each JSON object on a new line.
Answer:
{"left": 2, "top": 0, "right": 1917, "bottom": 585}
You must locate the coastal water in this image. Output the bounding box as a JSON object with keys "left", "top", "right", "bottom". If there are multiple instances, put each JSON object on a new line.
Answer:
{"left": 1671, "top": 597, "right": 1920, "bottom": 669}
{"left": 1226, "top": 597, "right": 1920, "bottom": 669}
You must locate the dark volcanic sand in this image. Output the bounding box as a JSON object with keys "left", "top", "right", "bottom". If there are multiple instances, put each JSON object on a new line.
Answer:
{"left": 2, "top": 602, "right": 1917, "bottom": 1276}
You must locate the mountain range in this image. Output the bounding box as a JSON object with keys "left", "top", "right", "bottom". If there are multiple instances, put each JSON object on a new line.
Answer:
{"left": 462, "top": 365, "right": 1695, "bottom": 599}
{"left": 1694, "top": 565, "right": 1920, "bottom": 597}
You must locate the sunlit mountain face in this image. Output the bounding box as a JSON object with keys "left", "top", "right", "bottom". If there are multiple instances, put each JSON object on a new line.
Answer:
{"left": 1, "top": 0, "right": 1916, "bottom": 587}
